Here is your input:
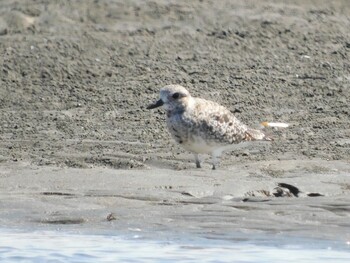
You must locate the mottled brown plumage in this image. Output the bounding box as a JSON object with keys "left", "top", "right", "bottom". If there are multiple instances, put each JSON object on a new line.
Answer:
{"left": 147, "top": 85, "right": 271, "bottom": 169}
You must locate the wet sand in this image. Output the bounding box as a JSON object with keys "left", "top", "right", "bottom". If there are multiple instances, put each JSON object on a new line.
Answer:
{"left": 0, "top": 0, "right": 349, "bottom": 242}
{"left": 1, "top": 160, "right": 350, "bottom": 241}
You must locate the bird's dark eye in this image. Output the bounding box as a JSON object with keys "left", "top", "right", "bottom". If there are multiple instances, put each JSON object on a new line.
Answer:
{"left": 172, "top": 92, "right": 180, "bottom": 99}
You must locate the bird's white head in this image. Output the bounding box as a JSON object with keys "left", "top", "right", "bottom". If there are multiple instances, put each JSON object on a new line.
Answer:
{"left": 147, "top": 85, "right": 192, "bottom": 112}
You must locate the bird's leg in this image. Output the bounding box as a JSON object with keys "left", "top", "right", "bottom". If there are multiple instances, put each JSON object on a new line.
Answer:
{"left": 194, "top": 154, "right": 201, "bottom": 168}
{"left": 211, "top": 151, "right": 221, "bottom": 170}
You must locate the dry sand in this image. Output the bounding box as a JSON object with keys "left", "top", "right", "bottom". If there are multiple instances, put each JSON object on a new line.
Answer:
{"left": 0, "top": 0, "right": 349, "bottom": 242}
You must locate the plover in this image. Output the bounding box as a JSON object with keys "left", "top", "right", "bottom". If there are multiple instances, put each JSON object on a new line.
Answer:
{"left": 147, "top": 85, "right": 273, "bottom": 169}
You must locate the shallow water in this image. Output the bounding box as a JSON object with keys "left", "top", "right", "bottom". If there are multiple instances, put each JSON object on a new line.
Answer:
{"left": 1, "top": 229, "right": 350, "bottom": 263}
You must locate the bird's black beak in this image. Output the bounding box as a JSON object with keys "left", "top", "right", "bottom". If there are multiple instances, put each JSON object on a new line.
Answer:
{"left": 147, "top": 99, "right": 164, "bottom": 109}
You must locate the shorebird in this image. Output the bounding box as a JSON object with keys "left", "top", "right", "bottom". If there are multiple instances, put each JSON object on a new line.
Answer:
{"left": 147, "top": 85, "right": 278, "bottom": 169}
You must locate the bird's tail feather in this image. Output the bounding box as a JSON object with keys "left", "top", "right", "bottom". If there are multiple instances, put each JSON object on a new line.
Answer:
{"left": 244, "top": 128, "right": 273, "bottom": 142}
{"left": 260, "top": 122, "right": 289, "bottom": 128}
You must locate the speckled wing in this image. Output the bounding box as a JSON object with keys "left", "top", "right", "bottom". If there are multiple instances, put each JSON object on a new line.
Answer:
{"left": 185, "top": 98, "right": 248, "bottom": 144}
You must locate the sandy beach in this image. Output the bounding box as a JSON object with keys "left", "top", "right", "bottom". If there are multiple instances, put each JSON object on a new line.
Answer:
{"left": 0, "top": 0, "right": 349, "bottom": 243}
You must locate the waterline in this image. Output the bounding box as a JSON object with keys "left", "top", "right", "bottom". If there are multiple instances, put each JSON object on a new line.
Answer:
{"left": 1, "top": 230, "right": 349, "bottom": 262}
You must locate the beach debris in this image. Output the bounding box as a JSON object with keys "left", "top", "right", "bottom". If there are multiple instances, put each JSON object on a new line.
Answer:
{"left": 181, "top": 191, "right": 194, "bottom": 197}
{"left": 106, "top": 213, "right": 117, "bottom": 221}
{"left": 241, "top": 197, "right": 270, "bottom": 202}
{"left": 306, "top": 193, "right": 324, "bottom": 197}
{"left": 274, "top": 183, "right": 300, "bottom": 197}
{"left": 244, "top": 183, "right": 324, "bottom": 199}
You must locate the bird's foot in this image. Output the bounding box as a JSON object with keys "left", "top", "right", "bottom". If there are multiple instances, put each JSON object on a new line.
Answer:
{"left": 194, "top": 154, "right": 201, "bottom": 168}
